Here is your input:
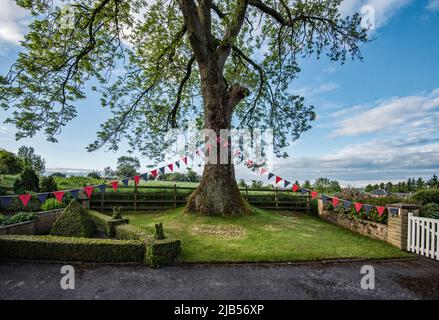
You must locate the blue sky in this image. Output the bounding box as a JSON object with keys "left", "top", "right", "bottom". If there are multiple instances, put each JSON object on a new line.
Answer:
{"left": 1, "top": 0, "right": 439, "bottom": 186}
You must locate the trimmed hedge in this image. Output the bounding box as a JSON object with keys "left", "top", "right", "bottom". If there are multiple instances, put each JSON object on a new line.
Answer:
{"left": 50, "top": 200, "right": 95, "bottom": 238}
{"left": 88, "top": 210, "right": 129, "bottom": 237}
{"left": 0, "top": 235, "right": 145, "bottom": 263}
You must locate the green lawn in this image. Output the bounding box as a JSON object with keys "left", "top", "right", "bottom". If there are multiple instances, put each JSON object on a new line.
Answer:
{"left": 124, "top": 207, "right": 410, "bottom": 263}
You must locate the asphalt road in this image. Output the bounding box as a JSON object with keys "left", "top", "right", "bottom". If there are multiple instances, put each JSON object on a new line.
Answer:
{"left": 0, "top": 258, "right": 438, "bottom": 300}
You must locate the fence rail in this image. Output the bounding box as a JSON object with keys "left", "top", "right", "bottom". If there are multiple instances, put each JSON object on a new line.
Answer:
{"left": 89, "top": 185, "right": 311, "bottom": 213}
{"left": 407, "top": 213, "right": 439, "bottom": 260}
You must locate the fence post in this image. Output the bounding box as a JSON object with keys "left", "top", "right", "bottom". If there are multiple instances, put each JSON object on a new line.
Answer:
{"left": 307, "top": 191, "right": 311, "bottom": 214}
{"left": 274, "top": 187, "right": 278, "bottom": 211}
{"left": 173, "top": 184, "right": 177, "bottom": 208}
{"left": 386, "top": 203, "right": 420, "bottom": 250}
{"left": 100, "top": 191, "right": 104, "bottom": 213}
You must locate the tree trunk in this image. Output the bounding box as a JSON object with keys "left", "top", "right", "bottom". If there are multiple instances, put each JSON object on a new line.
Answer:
{"left": 186, "top": 62, "right": 250, "bottom": 216}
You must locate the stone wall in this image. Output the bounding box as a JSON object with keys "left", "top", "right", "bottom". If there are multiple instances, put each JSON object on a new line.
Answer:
{"left": 0, "top": 209, "right": 64, "bottom": 236}
{"left": 317, "top": 200, "right": 421, "bottom": 250}
{"left": 319, "top": 207, "right": 388, "bottom": 241}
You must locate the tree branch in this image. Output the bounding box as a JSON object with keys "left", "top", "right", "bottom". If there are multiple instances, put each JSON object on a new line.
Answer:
{"left": 168, "top": 55, "right": 196, "bottom": 128}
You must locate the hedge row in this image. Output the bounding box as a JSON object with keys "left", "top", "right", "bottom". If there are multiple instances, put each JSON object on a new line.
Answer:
{"left": 89, "top": 210, "right": 181, "bottom": 267}
{"left": 0, "top": 235, "right": 145, "bottom": 263}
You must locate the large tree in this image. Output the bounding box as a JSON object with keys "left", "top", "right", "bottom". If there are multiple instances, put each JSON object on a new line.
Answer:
{"left": 0, "top": 0, "right": 367, "bottom": 215}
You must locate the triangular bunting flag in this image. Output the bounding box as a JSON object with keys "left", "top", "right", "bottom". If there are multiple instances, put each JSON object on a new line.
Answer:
{"left": 37, "top": 193, "right": 49, "bottom": 203}
{"left": 275, "top": 176, "right": 282, "bottom": 184}
{"left": 159, "top": 167, "right": 165, "bottom": 175}
{"left": 354, "top": 203, "right": 363, "bottom": 213}
{"left": 175, "top": 161, "right": 180, "bottom": 168}
{"left": 150, "top": 169, "right": 158, "bottom": 178}
{"left": 122, "top": 178, "right": 129, "bottom": 186}
{"left": 321, "top": 195, "right": 330, "bottom": 204}
{"left": 311, "top": 191, "right": 318, "bottom": 199}
{"left": 83, "top": 186, "right": 93, "bottom": 198}
{"left": 70, "top": 189, "right": 80, "bottom": 198}
{"left": 97, "top": 184, "right": 106, "bottom": 193}
{"left": 268, "top": 173, "right": 274, "bottom": 180}
{"left": 182, "top": 157, "right": 188, "bottom": 165}
{"left": 364, "top": 205, "right": 374, "bottom": 214}
{"left": 133, "top": 175, "right": 140, "bottom": 186}
{"left": 376, "top": 206, "right": 386, "bottom": 217}
{"left": 284, "top": 180, "right": 290, "bottom": 188}
{"left": 111, "top": 181, "right": 119, "bottom": 192}
{"left": 388, "top": 207, "right": 399, "bottom": 216}
{"left": 292, "top": 184, "right": 299, "bottom": 192}
{"left": 0, "top": 196, "right": 13, "bottom": 208}
{"left": 167, "top": 163, "right": 174, "bottom": 172}
{"left": 53, "top": 191, "right": 64, "bottom": 204}
{"left": 19, "top": 194, "right": 32, "bottom": 207}
{"left": 260, "top": 168, "right": 268, "bottom": 175}
{"left": 140, "top": 173, "right": 149, "bottom": 181}
{"left": 332, "top": 198, "right": 340, "bottom": 208}
{"left": 343, "top": 200, "right": 352, "bottom": 210}
{"left": 300, "top": 188, "right": 308, "bottom": 194}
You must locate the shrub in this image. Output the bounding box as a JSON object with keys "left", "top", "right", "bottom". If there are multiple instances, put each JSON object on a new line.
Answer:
{"left": 6, "top": 196, "right": 41, "bottom": 214}
{"left": 88, "top": 210, "right": 128, "bottom": 237}
{"left": 420, "top": 203, "right": 439, "bottom": 219}
{"left": 41, "top": 198, "right": 66, "bottom": 211}
{"left": 50, "top": 200, "right": 96, "bottom": 238}
{"left": 40, "top": 176, "right": 58, "bottom": 192}
{"left": 0, "top": 212, "right": 36, "bottom": 226}
{"left": 13, "top": 168, "right": 40, "bottom": 194}
{"left": 410, "top": 189, "right": 439, "bottom": 205}
{"left": 0, "top": 235, "right": 145, "bottom": 263}
{"left": 112, "top": 206, "right": 123, "bottom": 219}
{"left": 154, "top": 223, "right": 165, "bottom": 240}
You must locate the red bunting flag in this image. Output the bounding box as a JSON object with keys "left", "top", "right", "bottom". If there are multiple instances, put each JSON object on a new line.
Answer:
{"left": 275, "top": 176, "right": 282, "bottom": 184}
{"left": 354, "top": 203, "right": 363, "bottom": 213}
{"left": 19, "top": 194, "right": 31, "bottom": 207}
{"left": 182, "top": 157, "right": 188, "bottom": 165}
{"left": 133, "top": 175, "right": 140, "bottom": 186}
{"left": 376, "top": 206, "right": 386, "bottom": 216}
{"left": 150, "top": 169, "right": 158, "bottom": 178}
{"left": 292, "top": 184, "right": 299, "bottom": 192}
{"left": 83, "top": 186, "right": 93, "bottom": 198}
{"left": 167, "top": 163, "right": 174, "bottom": 172}
{"left": 111, "top": 181, "right": 119, "bottom": 192}
{"left": 260, "top": 168, "right": 268, "bottom": 175}
{"left": 53, "top": 191, "right": 64, "bottom": 203}
{"left": 311, "top": 191, "right": 318, "bottom": 199}
{"left": 332, "top": 198, "right": 340, "bottom": 208}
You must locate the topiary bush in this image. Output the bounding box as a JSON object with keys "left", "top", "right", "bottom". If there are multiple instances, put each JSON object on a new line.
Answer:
{"left": 154, "top": 223, "right": 165, "bottom": 240}
{"left": 50, "top": 200, "right": 96, "bottom": 238}
{"left": 112, "top": 206, "right": 123, "bottom": 219}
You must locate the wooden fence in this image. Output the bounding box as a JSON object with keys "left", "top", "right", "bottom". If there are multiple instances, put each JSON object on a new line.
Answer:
{"left": 407, "top": 213, "right": 439, "bottom": 261}
{"left": 89, "top": 185, "right": 311, "bottom": 213}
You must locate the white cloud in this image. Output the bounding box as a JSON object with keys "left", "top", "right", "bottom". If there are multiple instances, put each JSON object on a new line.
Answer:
{"left": 0, "top": 0, "right": 29, "bottom": 50}
{"left": 332, "top": 88, "right": 439, "bottom": 137}
{"left": 339, "top": 0, "right": 412, "bottom": 28}
{"left": 293, "top": 82, "right": 339, "bottom": 97}
{"left": 426, "top": 0, "right": 439, "bottom": 11}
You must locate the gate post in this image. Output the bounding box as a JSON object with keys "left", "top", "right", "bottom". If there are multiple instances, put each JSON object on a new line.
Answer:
{"left": 386, "top": 203, "right": 420, "bottom": 250}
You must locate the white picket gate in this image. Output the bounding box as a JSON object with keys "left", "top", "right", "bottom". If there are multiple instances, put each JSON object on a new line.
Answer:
{"left": 407, "top": 213, "right": 439, "bottom": 260}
